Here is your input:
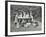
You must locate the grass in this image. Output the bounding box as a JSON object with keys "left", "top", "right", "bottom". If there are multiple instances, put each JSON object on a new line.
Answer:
{"left": 11, "top": 20, "right": 42, "bottom": 32}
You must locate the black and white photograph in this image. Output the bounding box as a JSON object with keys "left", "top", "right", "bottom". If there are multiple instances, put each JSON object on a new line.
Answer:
{"left": 10, "top": 5, "right": 42, "bottom": 31}
{"left": 6, "top": 1, "right": 45, "bottom": 36}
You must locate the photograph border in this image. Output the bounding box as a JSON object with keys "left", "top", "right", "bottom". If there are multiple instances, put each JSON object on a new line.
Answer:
{"left": 5, "top": 1, "right": 45, "bottom": 36}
